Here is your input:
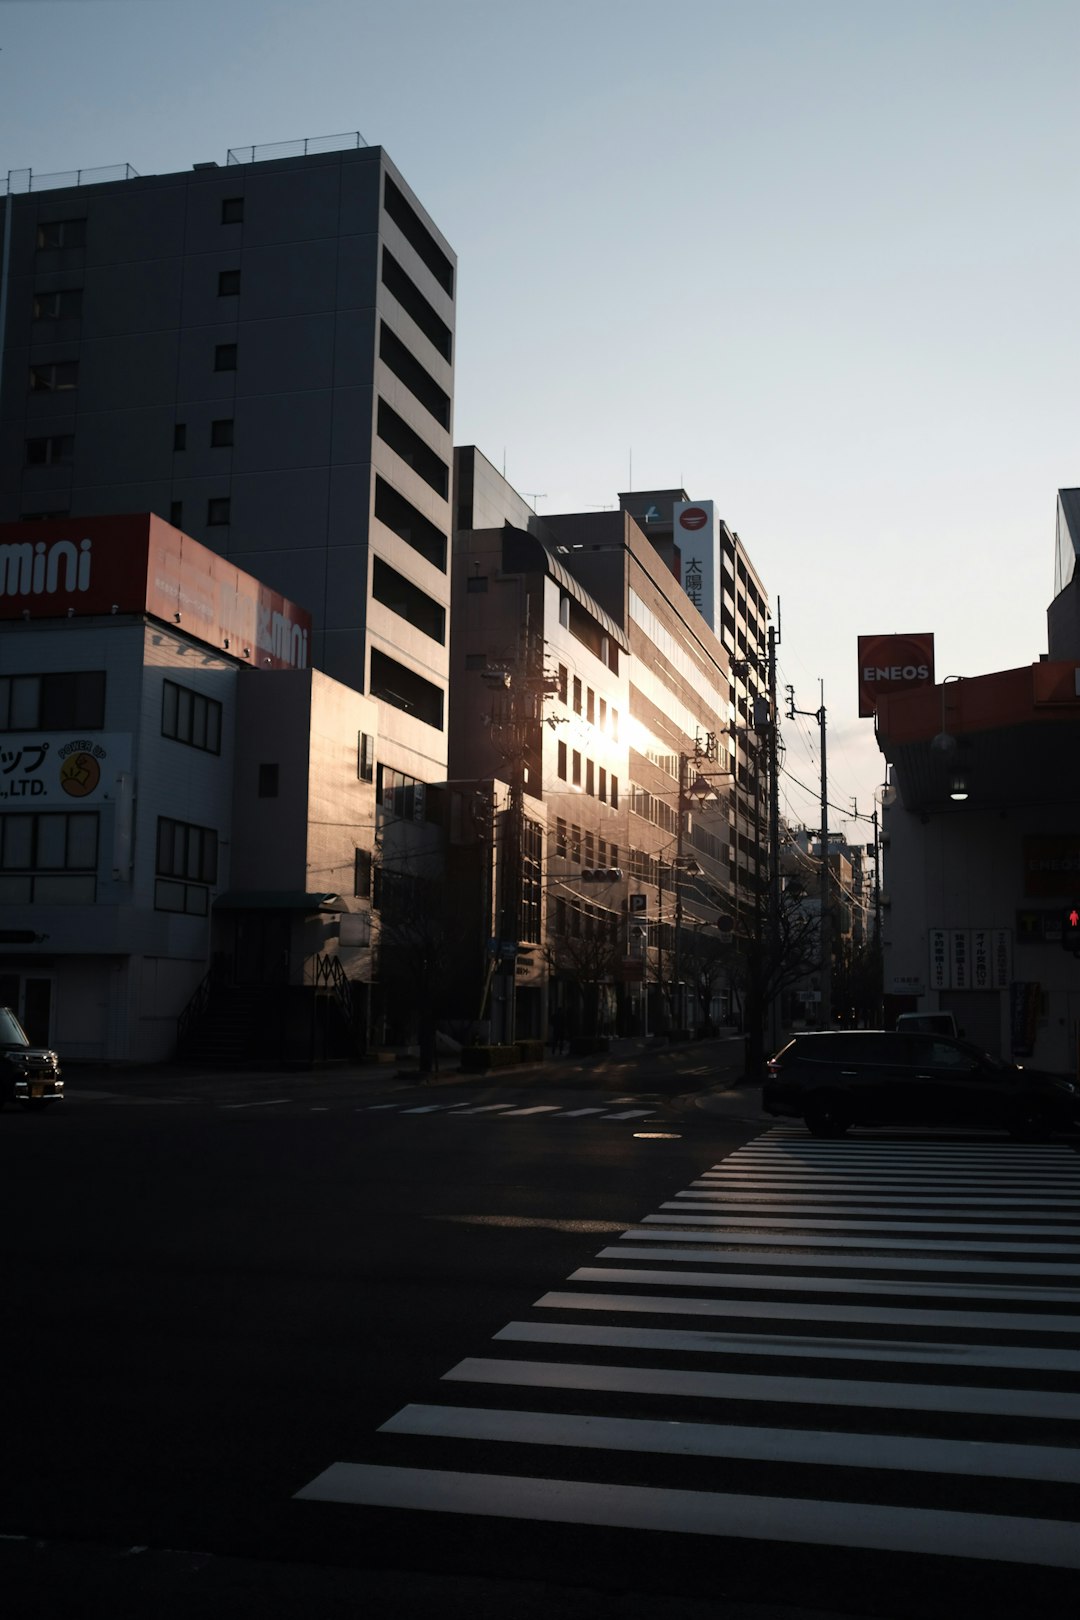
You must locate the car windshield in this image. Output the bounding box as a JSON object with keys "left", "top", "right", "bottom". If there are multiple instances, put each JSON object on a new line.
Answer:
{"left": 0, "top": 1007, "right": 30, "bottom": 1047}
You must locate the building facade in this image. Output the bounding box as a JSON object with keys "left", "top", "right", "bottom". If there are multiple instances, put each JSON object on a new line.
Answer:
{"left": 0, "top": 137, "right": 455, "bottom": 796}
{"left": 0, "top": 512, "right": 383, "bottom": 1062}
{"left": 451, "top": 451, "right": 772, "bottom": 1041}
{"left": 873, "top": 489, "right": 1080, "bottom": 1073}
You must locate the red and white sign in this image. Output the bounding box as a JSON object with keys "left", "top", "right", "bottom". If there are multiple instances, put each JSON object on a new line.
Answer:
{"left": 0, "top": 514, "right": 311, "bottom": 669}
{"left": 678, "top": 506, "right": 709, "bottom": 531}
{"left": 857, "top": 632, "right": 935, "bottom": 717}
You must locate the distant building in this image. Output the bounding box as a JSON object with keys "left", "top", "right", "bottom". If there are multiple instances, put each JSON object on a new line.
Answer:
{"left": 451, "top": 449, "right": 772, "bottom": 1039}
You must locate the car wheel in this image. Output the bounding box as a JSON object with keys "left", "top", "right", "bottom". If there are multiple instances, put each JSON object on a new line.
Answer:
{"left": 805, "top": 1094, "right": 851, "bottom": 1138}
{"left": 1007, "top": 1104, "right": 1050, "bottom": 1141}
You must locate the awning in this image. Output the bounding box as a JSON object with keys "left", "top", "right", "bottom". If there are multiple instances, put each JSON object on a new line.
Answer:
{"left": 213, "top": 891, "right": 343, "bottom": 912}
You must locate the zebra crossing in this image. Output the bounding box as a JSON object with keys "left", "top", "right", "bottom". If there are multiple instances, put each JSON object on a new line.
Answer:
{"left": 361, "top": 1098, "right": 661, "bottom": 1121}
{"left": 296, "top": 1126, "right": 1080, "bottom": 1584}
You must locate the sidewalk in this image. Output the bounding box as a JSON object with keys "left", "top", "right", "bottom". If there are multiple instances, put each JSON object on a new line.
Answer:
{"left": 63, "top": 1033, "right": 755, "bottom": 1103}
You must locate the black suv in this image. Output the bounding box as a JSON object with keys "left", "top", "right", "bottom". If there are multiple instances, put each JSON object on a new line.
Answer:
{"left": 0, "top": 1006, "right": 63, "bottom": 1111}
{"left": 763, "top": 1030, "right": 1078, "bottom": 1138}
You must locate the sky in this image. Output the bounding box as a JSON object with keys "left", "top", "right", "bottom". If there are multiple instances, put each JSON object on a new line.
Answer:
{"left": 2, "top": 0, "right": 1078, "bottom": 843}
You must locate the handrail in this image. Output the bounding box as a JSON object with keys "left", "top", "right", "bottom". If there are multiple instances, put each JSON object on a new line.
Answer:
{"left": 176, "top": 970, "right": 212, "bottom": 1049}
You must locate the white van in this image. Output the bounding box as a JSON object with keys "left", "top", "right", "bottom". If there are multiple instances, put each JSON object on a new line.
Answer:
{"left": 895, "top": 1011, "right": 959, "bottom": 1038}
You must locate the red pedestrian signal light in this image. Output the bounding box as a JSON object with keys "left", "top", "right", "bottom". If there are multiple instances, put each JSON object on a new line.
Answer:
{"left": 1062, "top": 906, "right": 1080, "bottom": 951}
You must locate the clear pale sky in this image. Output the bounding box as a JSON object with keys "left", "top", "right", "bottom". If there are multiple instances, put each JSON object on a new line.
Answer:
{"left": 3, "top": 0, "right": 1077, "bottom": 841}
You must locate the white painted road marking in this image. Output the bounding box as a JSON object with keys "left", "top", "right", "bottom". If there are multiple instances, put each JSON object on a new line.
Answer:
{"left": 294, "top": 1464, "right": 1080, "bottom": 1568}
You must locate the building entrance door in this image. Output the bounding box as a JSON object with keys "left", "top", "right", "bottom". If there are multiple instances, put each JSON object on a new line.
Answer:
{"left": 0, "top": 972, "right": 54, "bottom": 1045}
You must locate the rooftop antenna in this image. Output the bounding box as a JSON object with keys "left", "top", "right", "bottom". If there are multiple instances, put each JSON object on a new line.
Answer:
{"left": 524, "top": 493, "right": 546, "bottom": 512}
{"left": 628, "top": 448, "right": 632, "bottom": 490}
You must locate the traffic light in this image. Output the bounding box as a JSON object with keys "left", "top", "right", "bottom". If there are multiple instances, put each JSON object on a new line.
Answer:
{"left": 581, "top": 868, "right": 623, "bottom": 882}
{"left": 1062, "top": 906, "right": 1080, "bottom": 952}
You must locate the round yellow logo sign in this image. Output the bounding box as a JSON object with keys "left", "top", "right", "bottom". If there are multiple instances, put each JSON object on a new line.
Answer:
{"left": 60, "top": 752, "right": 101, "bottom": 797}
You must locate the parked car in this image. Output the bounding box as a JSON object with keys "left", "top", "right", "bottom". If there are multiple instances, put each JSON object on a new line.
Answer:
{"left": 0, "top": 1007, "right": 63, "bottom": 1111}
{"left": 895, "top": 1011, "right": 959, "bottom": 1038}
{"left": 763, "top": 1029, "right": 1078, "bottom": 1138}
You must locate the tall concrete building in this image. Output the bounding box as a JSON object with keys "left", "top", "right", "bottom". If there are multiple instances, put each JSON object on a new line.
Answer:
{"left": 0, "top": 136, "right": 455, "bottom": 789}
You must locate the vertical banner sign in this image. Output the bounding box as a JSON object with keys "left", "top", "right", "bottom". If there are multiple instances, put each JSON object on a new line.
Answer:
{"left": 993, "top": 930, "right": 1012, "bottom": 989}
{"left": 928, "top": 929, "right": 948, "bottom": 990}
{"left": 673, "top": 500, "right": 717, "bottom": 631}
{"left": 950, "top": 931, "right": 971, "bottom": 990}
{"left": 971, "top": 929, "right": 992, "bottom": 991}
{"left": 1010, "top": 981, "right": 1040, "bottom": 1058}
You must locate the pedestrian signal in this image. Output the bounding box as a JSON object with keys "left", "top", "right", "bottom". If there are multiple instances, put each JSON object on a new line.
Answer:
{"left": 1062, "top": 906, "right": 1080, "bottom": 951}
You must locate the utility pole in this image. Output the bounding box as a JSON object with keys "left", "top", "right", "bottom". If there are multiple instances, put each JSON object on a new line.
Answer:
{"left": 787, "top": 681, "right": 831, "bottom": 1029}
{"left": 673, "top": 751, "right": 687, "bottom": 1037}
{"left": 851, "top": 794, "right": 884, "bottom": 1025}
{"left": 766, "top": 615, "right": 782, "bottom": 1050}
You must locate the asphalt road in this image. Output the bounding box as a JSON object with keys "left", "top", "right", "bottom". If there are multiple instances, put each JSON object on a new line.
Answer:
{"left": 2, "top": 1055, "right": 1077, "bottom": 1619}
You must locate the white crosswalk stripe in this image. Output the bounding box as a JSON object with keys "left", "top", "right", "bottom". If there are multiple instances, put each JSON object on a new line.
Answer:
{"left": 296, "top": 1126, "right": 1080, "bottom": 1578}
{"left": 360, "top": 1100, "right": 658, "bottom": 1122}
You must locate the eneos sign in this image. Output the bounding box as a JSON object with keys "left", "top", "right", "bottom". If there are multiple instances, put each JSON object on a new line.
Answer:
{"left": 857, "top": 632, "right": 935, "bottom": 717}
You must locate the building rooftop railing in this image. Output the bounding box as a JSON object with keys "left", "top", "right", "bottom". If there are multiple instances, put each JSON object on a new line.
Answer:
{"left": 2, "top": 134, "right": 370, "bottom": 197}
{"left": 2, "top": 163, "right": 140, "bottom": 197}
{"left": 227, "top": 132, "right": 368, "bottom": 165}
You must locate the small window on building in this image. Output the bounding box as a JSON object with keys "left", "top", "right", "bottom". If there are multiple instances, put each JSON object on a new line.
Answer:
{"left": 555, "top": 818, "right": 567, "bottom": 858}
{"left": 218, "top": 268, "right": 241, "bottom": 296}
{"left": 570, "top": 824, "right": 582, "bottom": 862}
{"left": 36, "top": 218, "right": 86, "bottom": 250}
{"left": 611, "top": 775, "right": 619, "bottom": 810}
{"left": 32, "top": 287, "right": 82, "bottom": 321}
{"left": 611, "top": 707, "right": 619, "bottom": 742}
{"left": 161, "top": 678, "right": 222, "bottom": 754}
{"left": 557, "top": 665, "right": 568, "bottom": 704}
{"left": 169, "top": 501, "right": 183, "bottom": 528}
{"left": 599, "top": 767, "right": 607, "bottom": 803}
{"left": 173, "top": 423, "right": 186, "bottom": 451}
{"left": 586, "top": 687, "right": 595, "bottom": 724}
{"left": 25, "top": 434, "right": 74, "bottom": 467}
{"left": 466, "top": 574, "right": 488, "bottom": 593}
{"left": 586, "top": 759, "right": 595, "bottom": 796}
{"left": 29, "top": 361, "right": 78, "bottom": 393}
{"left": 258, "top": 763, "right": 279, "bottom": 798}
{"left": 557, "top": 740, "right": 567, "bottom": 781}
{"left": 221, "top": 197, "right": 244, "bottom": 225}
{"left": 584, "top": 831, "right": 595, "bottom": 867}
{"left": 155, "top": 816, "right": 217, "bottom": 913}
{"left": 207, "top": 497, "right": 231, "bottom": 526}
{"left": 358, "top": 731, "right": 375, "bottom": 782}
{"left": 354, "top": 848, "right": 372, "bottom": 899}
{"left": 599, "top": 697, "right": 607, "bottom": 730}
{"left": 572, "top": 677, "right": 582, "bottom": 715}
{"left": 572, "top": 751, "right": 582, "bottom": 787}
{"left": 559, "top": 594, "right": 570, "bottom": 629}
{"left": 214, "top": 343, "right": 237, "bottom": 372}
{"left": 210, "top": 418, "right": 234, "bottom": 448}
